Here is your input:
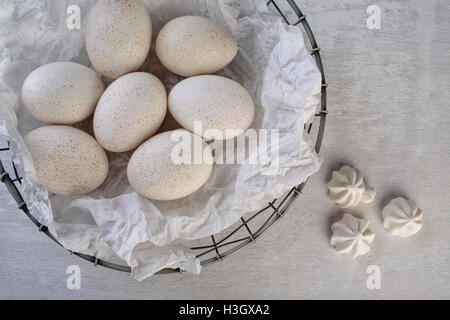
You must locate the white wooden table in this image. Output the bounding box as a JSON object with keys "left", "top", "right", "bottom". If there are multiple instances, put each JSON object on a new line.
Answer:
{"left": 0, "top": 0, "right": 449, "bottom": 299}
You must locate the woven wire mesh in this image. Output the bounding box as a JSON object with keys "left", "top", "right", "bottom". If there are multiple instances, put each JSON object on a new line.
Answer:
{"left": 0, "top": 0, "right": 327, "bottom": 275}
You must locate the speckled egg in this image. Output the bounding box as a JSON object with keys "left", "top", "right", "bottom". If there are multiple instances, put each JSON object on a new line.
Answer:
{"left": 168, "top": 75, "right": 255, "bottom": 140}
{"left": 21, "top": 62, "right": 104, "bottom": 124}
{"left": 156, "top": 16, "right": 238, "bottom": 77}
{"left": 24, "top": 125, "right": 109, "bottom": 195}
{"left": 93, "top": 72, "right": 167, "bottom": 153}
{"left": 86, "top": 0, "right": 152, "bottom": 79}
{"left": 127, "top": 130, "right": 214, "bottom": 201}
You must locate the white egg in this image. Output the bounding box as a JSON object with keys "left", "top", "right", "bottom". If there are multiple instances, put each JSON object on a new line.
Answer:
{"left": 127, "top": 130, "right": 214, "bottom": 201}
{"left": 156, "top": 16, "right": 238, "bottom": 77}
{"left": 86, "top": 0, "right": 152, "bottom": 79}
{"left": 93, "top": 72, "right": 167, "bottom": 153}
{"left": 24, "top": 125, "right": 109, "bottom": 195}
{"left": 21, "top": 62, "right": 104, "bottom": 124}
{"left": 168, "top": 75, "right": 255, "bottom": 140}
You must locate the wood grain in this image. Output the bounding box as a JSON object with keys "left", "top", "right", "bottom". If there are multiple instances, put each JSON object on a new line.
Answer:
{"left": 0, "top": 0, "right": 449, "bottom": 299}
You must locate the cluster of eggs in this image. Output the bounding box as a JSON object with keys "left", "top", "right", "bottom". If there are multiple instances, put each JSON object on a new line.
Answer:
{"left": 22, "top": 0, "right": 254, "bottom": 201}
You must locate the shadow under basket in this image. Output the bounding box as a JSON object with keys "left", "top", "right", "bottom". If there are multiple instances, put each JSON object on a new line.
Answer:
{"left": 0, "top": 0, "right": 328, "bottom": 275}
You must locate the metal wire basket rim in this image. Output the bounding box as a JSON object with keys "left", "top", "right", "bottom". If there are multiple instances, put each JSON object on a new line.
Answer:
{"left": 0, "top": 0, "right": 327, "bottom": 275}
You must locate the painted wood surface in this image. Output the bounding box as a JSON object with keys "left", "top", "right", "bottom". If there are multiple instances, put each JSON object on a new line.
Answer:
{"left": 0, "top": 0, "right": 448, "bottom": 299}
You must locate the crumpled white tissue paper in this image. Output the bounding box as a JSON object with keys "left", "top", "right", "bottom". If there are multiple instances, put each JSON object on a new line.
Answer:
{"left": 0, "top": 0, "right": 321, "bottom": 280}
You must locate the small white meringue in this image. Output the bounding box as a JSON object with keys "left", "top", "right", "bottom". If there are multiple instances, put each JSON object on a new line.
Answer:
{"left": 331, "top": 213, "right": 375, "bottom": 258}
{"left": 327, "top": 165, "right": 376, "bottom": 208}
{"left": 382, "top": 197, "right": 423, "bottom": 238}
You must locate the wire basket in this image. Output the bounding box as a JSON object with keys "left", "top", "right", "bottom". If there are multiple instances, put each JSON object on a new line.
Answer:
{"left": 0, "top": 0, "right": 327, "bottom": 275}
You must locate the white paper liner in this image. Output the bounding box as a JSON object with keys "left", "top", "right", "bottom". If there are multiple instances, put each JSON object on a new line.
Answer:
{"left": 0, "top": 0, "right": 321, "bottom": 280}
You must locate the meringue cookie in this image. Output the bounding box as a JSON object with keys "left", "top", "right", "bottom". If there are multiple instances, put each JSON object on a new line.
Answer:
{"left": 327, "top": 165, "right": 376, "bottom": 208}
{"left": 331, "top": 213, "right": 375, "bottom": 258}
{"left": 382, "top": 197, "right": 423, "bottom": 238}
